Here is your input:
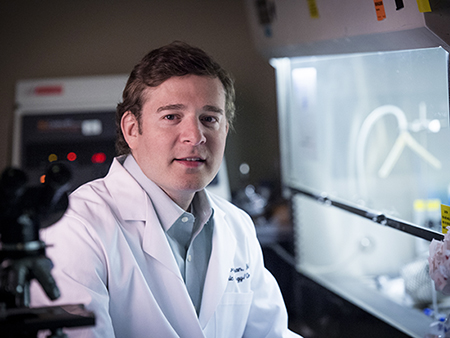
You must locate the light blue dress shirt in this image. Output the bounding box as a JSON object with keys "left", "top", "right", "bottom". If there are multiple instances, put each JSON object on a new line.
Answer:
{"left": 123, "top": 155, "right": 214, "bottom": 315}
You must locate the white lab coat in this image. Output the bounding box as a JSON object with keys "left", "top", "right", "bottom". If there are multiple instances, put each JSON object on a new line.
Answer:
{"left": 31, "top": 158, "right": 300, "bottom": 338}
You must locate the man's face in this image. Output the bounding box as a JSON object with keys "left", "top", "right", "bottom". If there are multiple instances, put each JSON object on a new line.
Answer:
{"left": 122, "top": 75, "right": 228, "bottom": 207}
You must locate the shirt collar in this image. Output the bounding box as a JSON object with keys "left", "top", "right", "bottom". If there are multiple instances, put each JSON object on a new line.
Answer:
{"left": 191, "top": 188, "right": 213, "bottom": 229}
{"left": 123, "top": 154, "right": 212, "bottom": 231}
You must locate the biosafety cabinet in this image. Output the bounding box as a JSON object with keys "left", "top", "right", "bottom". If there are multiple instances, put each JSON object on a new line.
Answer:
{"left": 246, "top": 1, "right": 450, "bottom": 337}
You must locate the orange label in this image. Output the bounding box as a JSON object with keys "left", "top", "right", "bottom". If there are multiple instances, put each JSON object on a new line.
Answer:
{"left": 374, "top": 0, "right": 386, "bottom": 21}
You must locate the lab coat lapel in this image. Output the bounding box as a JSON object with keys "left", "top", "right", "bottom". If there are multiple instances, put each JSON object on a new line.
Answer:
{"left": 199, "top": 205, "right": 237, "bottom": 328}
{"left": 141, "top": 201, "right": 184, "bottom": 281}
{"left": 142, "top": 203, "right": 205, "bottom": 337}
{"left": 106, "top": 159, "right": 183, "bottom": 280}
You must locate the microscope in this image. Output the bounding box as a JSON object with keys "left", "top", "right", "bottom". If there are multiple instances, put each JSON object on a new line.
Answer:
{"left": 0, "top": 163, "right": 95, "bottom": 337}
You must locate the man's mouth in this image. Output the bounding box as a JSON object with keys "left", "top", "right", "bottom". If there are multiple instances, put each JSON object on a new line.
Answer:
{"left": 174, "top": 157, "right": 206, "bottom": 167}
{"left": 176, "top": 157, "right": 205, "bottom": 162}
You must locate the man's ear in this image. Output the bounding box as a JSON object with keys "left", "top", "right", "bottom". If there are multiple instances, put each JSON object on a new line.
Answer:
{"left": 121, "top": 111, "right": 139, "bottom": 150}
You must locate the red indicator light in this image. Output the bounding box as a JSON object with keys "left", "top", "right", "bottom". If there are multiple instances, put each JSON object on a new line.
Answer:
{"left": 67, "top": 152, "right": 77, "bottom": 162}
{"left": 91, "top": 152, "right": 106, "bottom": 164}
{"left": 34, "top": 85, "right": 63, "bottom": 95}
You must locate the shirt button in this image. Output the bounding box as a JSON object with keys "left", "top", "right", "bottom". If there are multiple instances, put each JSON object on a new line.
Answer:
{"left": 187, "top": 255, "right": 192, "bottom": 262}
{"left": 182, "top": 216, "right": 189, "bottom": 223}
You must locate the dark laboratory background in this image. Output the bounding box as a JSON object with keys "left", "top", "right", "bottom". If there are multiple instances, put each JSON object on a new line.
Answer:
{"left": 2, "top": 1, "right": 450, "bottom": 338}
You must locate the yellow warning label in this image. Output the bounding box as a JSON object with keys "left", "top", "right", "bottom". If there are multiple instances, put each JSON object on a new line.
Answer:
{"left": 441, "top": 204, "right": 450, "bottom": 234}
{"left": 416, "top": 0, "right": 431, "bottom": 13}
{"left": 307, "top": 0, "right": 320, "bottom": 18}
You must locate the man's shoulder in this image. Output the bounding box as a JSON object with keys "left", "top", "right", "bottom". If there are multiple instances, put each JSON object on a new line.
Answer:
{"left": 70, "top": 158, "right": 137, "bottom": 196}
{"left": 67, "top": 160, "right": 144, "bottom": 215}
{"left": 69, "top": 177, "right": 108, "bottom": 202}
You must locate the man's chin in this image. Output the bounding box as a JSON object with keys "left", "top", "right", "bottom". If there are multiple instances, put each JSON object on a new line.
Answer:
{"left": 177, "top": 180, "right": 209, "bottom": 194}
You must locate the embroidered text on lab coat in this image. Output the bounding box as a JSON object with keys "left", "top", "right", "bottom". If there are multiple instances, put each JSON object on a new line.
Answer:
{"left": 228, "top": 264, "right": 250, "bottom": 283}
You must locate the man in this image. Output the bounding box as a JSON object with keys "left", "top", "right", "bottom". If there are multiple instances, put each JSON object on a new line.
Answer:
{"left": 31, "top": 41, "right": 301, "bottom": 338}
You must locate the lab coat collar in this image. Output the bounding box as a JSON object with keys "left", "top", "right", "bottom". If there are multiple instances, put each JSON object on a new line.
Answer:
{"left": 105, "top": 157, "right": 183, "bottom": 281}
{"left": 104, "top": 157, "right": 147, "bottom": 221}
{"left": 122, "top": 154, "right": 185, "bottom": 230}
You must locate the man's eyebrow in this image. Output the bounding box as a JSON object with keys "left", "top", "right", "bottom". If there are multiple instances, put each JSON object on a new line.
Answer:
{"left": 203, "top": 105, "right": 224, "bottom": 114}
{"left": 156, "top": 104, "right": 186, "bottom": 113}
{"left": 156, "top": 104, "right": 224, "bottom": 114}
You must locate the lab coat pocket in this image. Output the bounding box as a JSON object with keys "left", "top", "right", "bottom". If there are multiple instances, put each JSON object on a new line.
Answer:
{"left": 213, "top": 291, "right": 254, "bottom": 338}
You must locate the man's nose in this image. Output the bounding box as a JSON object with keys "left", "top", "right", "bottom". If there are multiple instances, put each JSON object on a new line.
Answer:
{"left": 181, "top": 118, "right": 206, "bottom": 145}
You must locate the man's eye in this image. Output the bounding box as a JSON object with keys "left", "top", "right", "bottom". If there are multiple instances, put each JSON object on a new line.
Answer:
{"left": 202, "top": 116, "right": 218, "bottom": 123}
{"left": 164, "top": 114, "right": 176, "bottom": 120}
